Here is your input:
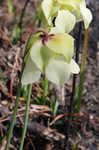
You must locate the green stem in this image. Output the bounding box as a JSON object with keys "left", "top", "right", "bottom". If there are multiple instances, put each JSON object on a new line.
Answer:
{"left": 19, "top": 84, "right": 32, "bottom": 150}
{"left": 64, "top": 23, "right": 82, "bottom": 144}
{"left": 6, "top": 33, "right": 30, "bottom": 149}
{"left": 69, "top": 22, "right": 82, "bottom": 114}
{"left": 43, "top": 77, "right": 49, "bottom": 97}
{"left": 75, "top": 29, "right": 89, "bottom": 112}
{"left": 18, "top": 0, "right": 30, "bottom": 29}
{"left": 7, "top": 0, "right": 14, "bottom": 13}
{"left": 12, "top": 0, "right": 30, "bottom": 44}
{"left": 6, "top": 78, "right": 22, "bottom": 150}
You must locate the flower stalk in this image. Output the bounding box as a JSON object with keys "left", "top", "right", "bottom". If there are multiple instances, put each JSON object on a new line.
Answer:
{"left": 19, "top": 84, "right": 32, "bottom": 150}
{"left": 74, "top": 29, "right": 89, "bottom": 112}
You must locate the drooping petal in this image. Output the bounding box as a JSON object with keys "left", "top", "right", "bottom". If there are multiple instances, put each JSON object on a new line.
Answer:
{"left": 80, "top": 5, "right": 92, "bottom": 29}
{"left": 46, "top": 33, "right": 74, "bottom": 63}
{"left": 70, "top": 59, "right": 80, "bottom": 74}
{"left": 45, "top": 57, "right": 71, "bottom": 85}
{"left": 57, "top": 0, "right": 81, "bottom": 16}
{"left": 45, "top": 56, "right": 80, "bottom": 85}
{"left": 54, "top": 10, "right": 76, "bottom": 33}
{"left": 21, "top": 56, "right": 41, "bottom": 85}
{"left": 41, "top": 0, "right": 53, "bottom": 25}
{"left": 57, "top": 0, "right": 92, "bottom": 27}
{"left": 30, "top": 40, "right": 43, "bottom": 71}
